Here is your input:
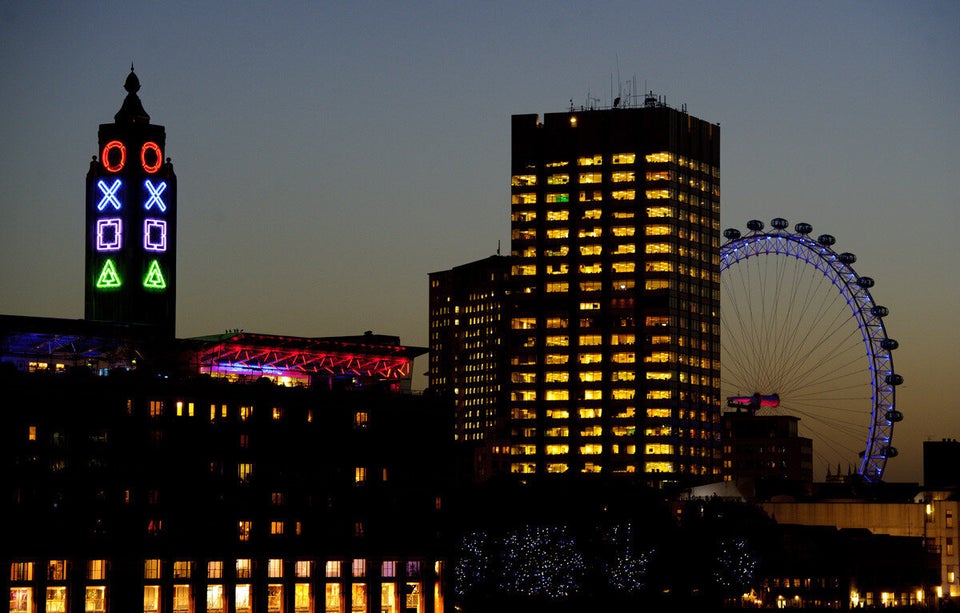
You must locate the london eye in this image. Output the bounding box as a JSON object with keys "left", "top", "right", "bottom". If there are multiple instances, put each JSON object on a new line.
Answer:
{"left": 719, "top": 218, "right": 902, "bottom": 483}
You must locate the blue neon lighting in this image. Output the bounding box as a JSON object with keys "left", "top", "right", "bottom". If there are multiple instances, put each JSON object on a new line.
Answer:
{"left": 96, "top": 179, "right": 122, "bottom": 211}
{"left": 96, "top": 218, "right": 122, "bottom": 251}
{"left": 143, "top": 219, "right": 167, "bottom": 252}
{"left": 144, "top": 180, "right": 167, "bottom": 212}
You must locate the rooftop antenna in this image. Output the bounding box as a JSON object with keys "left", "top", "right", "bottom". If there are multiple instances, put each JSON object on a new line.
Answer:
{"left": 497, "top": 240, "right": 501, "bottom": 256}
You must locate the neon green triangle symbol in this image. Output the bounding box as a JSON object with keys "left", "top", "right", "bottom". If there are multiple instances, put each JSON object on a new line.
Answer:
{"left": 96, "top": 259, "right": 122, "bottom": 289}
{"left": 143, "top": 260, "right": 167, "bottom": 290}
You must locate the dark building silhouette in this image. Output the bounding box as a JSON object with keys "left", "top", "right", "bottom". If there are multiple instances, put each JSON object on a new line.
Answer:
{"left": 721, "top": 408, "right": 814, "bottom": 499}
{"left": 3, "top": 71, "right": 449, "bottom": 613}
{"left": 924, "top": 438, "right": 960, "bottom": 489}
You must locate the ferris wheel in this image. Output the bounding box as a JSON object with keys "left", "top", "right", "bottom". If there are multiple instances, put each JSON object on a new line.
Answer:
{"left": 719, "top": 218, "right": 902, "bottom": 483}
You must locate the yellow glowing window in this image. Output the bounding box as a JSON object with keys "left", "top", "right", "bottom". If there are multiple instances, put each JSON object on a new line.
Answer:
{"left": 647, "top": 372, "right": 673, "bottom": 381}
{"left": 547, "top": 174, "right": 569, "bottom": 185}
{"left": 546, "top": 282, "right": 569, "bottom": 292}
{"left": 646, "top": 189, "right": 673, "bottom": 200}
{"left": 646, "top": 316, "right": 670, "bottom": 327}
{"left": 149, "top": 400, "right": 164, "bottom": 417}
{"left": 511, "top": 390, "right": 537, "bottom": 402}
{"left": 611, "top": 171, "right": 635, "bottom": 183}
{"left": 582, "top": 208, "right": 602, "bottom": 219}
{"left": 646, "top": 206, "right": 674, "bottom": 218}
{"left": 612, "top": 352, "right": 634, "bottom": 364}
{"left": 645, "top": 225, "right": 672, "bottom": 236}
{"left": 271, "top": 521, "right": 285, "bottom": 535}
{"left": 579, "top": 302, "right": 600, "bottom": 311}
{"left": 545, "top": 390, "right": 569, "bottom": 401}
{"left": 238, "top": 521, "right": 252, "bottom": 542}
{"left": 577, "top": 263, "right": 601, "bottom": 274}
{"left": 645, "top": 280, "right": 671, "bottom": 291}
{"left": 28, "top": 425, "right": 37, "bottom": 441}
{"left": 544, "top": 372, "right": 569, "bottom": 383}
{"left": 580, "top": 281, "right": 602, "bottom": 292}
{"left": 511, "top": 463, "right": 536, "bottom": 474}
{"left": 580, "top": 244, "right": 602, "bottom": 256}
{"left": 611, "top": 389, "right": 635, "bottom": 400}
{"left": 579, "top": 172, "right": 602, "bottom": 183}
{"left": 581, "top": 425, "right": 603, "bottom": 437}
{"left": 579, "top": 444, "right": 603, "bottom": 455}
{"left": 613, "top": 244, "right": 636, "bottom": 254}
{"left": 546, "top": 353, "right": 569, "bottom": 364}
{"left": 610, "top": 334, "right": 634, "bottom": 345}
{"left": 645, "top": 152, "right": 675, "bottom": 163}
{"left": 513, "top": 229, "right": 536, "bottom": 240}
{"left": 650, "top": 335, "right": 672, "bottom": 344}
{"left": 578, "top": 353, "right": 602, "bottom": 364}
{"left": 512, "top": 193, "right": 536, "bottom": 205}
{"left": 145, "top": 559, "right": 161, "bottom": 580}
{"left": 546, "top": 193, "right": 569, "bottom": 203}
{"left": 546, "top": 426, "right": 569, "bottom": 437}
{"left": 546, "top": 160, "right": 569, "bottom": 167}
{"left": 512, "top": 174, "right": 537, "bottom": 186}
{"left": 612, "top": 211, "right": 635, "bottom": 219}
{"left": 546, "top": 317, "right": 568, "bottom": 328}
{"left": 579, "top": 190, "right": 603, "bottom": 202}
{"left": 579, "top": 371, "right": 602, "bottom": 382}
{"left": 512, "top": 445, "right": 536, "bottom": 455}
{"left": 238, "top": 463, "right": 253, "bottom": 484}
{"left": 612, "top": 371, "right": 635, "bottom": 382}
{"left": 579, "top": 227, "right": 602, "bottom": 238}
{"left": 354, "top": 467, "right": 366, "bottom": 484}
{"left": 646, "top": 170, "right": 672, "bottom": 181}
{"left": 611, "top": 262, "right": 635, "bottom": 273}
{"left": 547, "top": 409, "right": 570, "bottom": 419}
{"left": 645, "top": 243, "right": 672, "bottom": 254}
{"left": 511, "top": 211, "right": 536, "bottom": 224}
{"left": 546, "top": 463, "right": 569, "bottom": 473}
{"left": 616, "top": 407, "right": 637, "bottom": 418}
{"left": 545, "top": 335, "right": 569, "bottom": 346}
{"left": 511, "top": 408, "right": 536, "bottom": 420}
{"left": 646, "top": 443, "right": 674, "bottom": 454}
{"left": 546, "top": 444, "right": 569, "bottom": 455}
{"left": 645, "top": 352, "right": 674, "bottom": 363}
{"left": 546, "top": 263, "right": 569, "bottom": 274}
{"left": 612, "top": 153, "right": 635, "bottom": 164}
{"left": 544, "top": 246, "right": 568, "bottom": 256}
{"left": 511, "top": 372, "right": 536, "bottom": 383}
{"left": 511, "top": 317, "right": 536, "bottom": 330}
{"left": 584, "top": 389, "right": 602, "bottom": 400}
{"left": 611, "top": 226, "right": 635, "bottom": 237}
{"left": 579, "top": 335, "right": 601, "bottom": 346}
{"left": 546, "top": 228, "right": 569, "bottom": 239}
{"left": 611, "top": 190, "right": 635, "bottom": 201}
{"left": 646, "top": 390, "right": 672, "bottom": 400}
{"left": 646, "top": 261, "right": 674, "bottom": 272}
{"left": 578, "top": 155, "right": 602, "bottom": 165}
{"left": 546, "top": 210, "right": 569, "bottom": 221}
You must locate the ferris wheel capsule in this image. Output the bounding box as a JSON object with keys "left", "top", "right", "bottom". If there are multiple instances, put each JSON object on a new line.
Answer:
{"left": 881, "top": 339, "right": 899, "bottom": 350}
{"left": 839, "top": 252, "right": 857, "bottom": 264}
{"left": 871, "top": 306, "right": 889, "bottom": 317}
{"left": 857, "top": 277, "right": 875, "bottom": 288}
{"left": 747, "top": 219, "right": 765, "bottom": 232}
{"left": 723, "top": 228, "right": 741, "bottom": 240}
{"left": 885, "top": 374, "right": 903, "bottom": 386}
{"left": 771, "top": 217, "right": 789, "bottom": 229}
{"left": 885, "top": 410, "right": 903, "bottom": 423}
{"left": 817, "top": 234, "right": 836, "bottom": 246}
{"left": 795, "top": 222, "right": 813, "bottom": 234}
{"left": 883, "top": 446, "right": 899, "bottom": 458}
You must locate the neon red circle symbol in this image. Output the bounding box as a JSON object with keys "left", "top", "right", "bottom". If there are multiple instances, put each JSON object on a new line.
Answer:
{"left": 141, "top": 141, "right": 162, "bottom": 173}
{"left": 102, "top": 140, "right": 126, "bottom": 172}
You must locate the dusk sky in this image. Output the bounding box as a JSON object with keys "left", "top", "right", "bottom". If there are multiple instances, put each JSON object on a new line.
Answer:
{"left": 1, "top": 1, "right": 957, "bottom": 484}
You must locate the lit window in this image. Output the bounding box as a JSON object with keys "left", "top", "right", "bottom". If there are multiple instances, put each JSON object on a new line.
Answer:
{"left": 579, "top": 172, "right": 602, "bottom": 184}
{"left": 645, "top": 243, "right": 672, "bottom": 254}
{"left": 326, "top": 561, "right": 341, "bottom": 578}
{"left": 579, "top": 263, "right": 602, "bottom": 274}
{"left": 645, "top": 225, "right": 672, "bottom": 236}
{"left": 646, "top": 206, "right": 674, "bottom": 218}
{"left": 611, "top": 262, "right": 635, "bottom": 273}
{"left": 612, "top": 153, "right": 635, "bottom": 164}
{"left": 546, "top": 229, "right": 569, "bottom": 239}
{"left": 239, "top": 521, "right": 252, "bottom": 542}
{"left": 611, "top": 226, "right": 635, "bottom": 237}
{"left": 545, "top": 354, "right": 568, "bottom": 364}
{"left": 547, "top": 174, "right": 569, "bottom": 185}
{"left": 545, "top": 444, "right": 569, "bottom": 455}
{"left": 544, "top": 390, "right": 569, "bottom": 401}
{"left": 578, "top": 155, "right": 602, "bottom": 165}
{"left": 546, "top": 282, "right": 569, "bottom": 292}
{"left": 645, "top": 280, "right": 671, "bottom": 290}
{"left": 646, "top": 261, "right": 674, "bottom": 272}
{"left": 354, "top": 410, "right": 368, "bottom": 429}
{"left": 645, "top": 152, "right": 675, "bottom": 163}
{"left": 579, "top": 444, "right": 603, "bottom": 455}
{"left": 579, "top": 190, "right": 603, "bottom": 202}
{"left": 511, "top": 174, "right": 537, "bottom": 186}
{"left": 582, "top": 208, "right": 601, "bottom": 219}
{"left": 578, "top": 353, "right": 602, "bottom": 364}
{"left": 354, "top": 467, "right": 367, "bottom": 484}
{"left": 611, "top": 171, "right": 634, "bottom": 182}
{"left": 546, "top": 210, "right": 568, "bottom": 221}
{"left": 579, "top": 227, "right": 602, "bottom": 238}
{"left": 611, "top": 189, "right": 635, "bottom": 200}
{"left": 580, "top": 244, "right": 602, "bottom": 256}
{"left": 512, "top": 193, "right": 536, "bottom": 205}
{"left": 546, "top": 409, "right": 570, "bottom": 419}
{"left": 581, "top": 371, "right": 602, "bottom": 382}
{"left": 545, "top": 193, "right": 569, "bottom": 203}
{"left": 238, "top": 463, "right": 253, "bottom": 484}
{"left": 271, "top": 521, "right": 284, "bottom": 535}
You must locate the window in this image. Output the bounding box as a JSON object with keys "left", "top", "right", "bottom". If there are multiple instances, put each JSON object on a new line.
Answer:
{"left": 511, "top": 174, "right": 536, "bottom": 186}
{"left": 239, "top": 521, "right": 252, "bottom": 542}
{"left": 611, "top": 171, "right": 635, "bottom": 183}
{"left": 547, "top": 174, "right": 569, "bottom": 185}
{"left": 238, "top": 463, "right": 253, "bottom": 484}
{"left": 545, "top": 193, "right": 569, "bottom": 203}
{"left": 271, "top": 521, "right": 285, "bottom": 535}
{"left": 354, "top": 410, "right": 368, "bottom": 429}
{"left": 354, "top": 467, "right": 367, "bottom": 484}
{"left": 578, "top": 155, "right": 602, "bottom": 165}
{"left": 145, "top": 559, "right": 161, "bottom": 580}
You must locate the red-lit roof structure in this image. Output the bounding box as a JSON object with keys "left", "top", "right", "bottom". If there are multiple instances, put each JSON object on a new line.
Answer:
{"left": 184, "top": 331, "right": 427, "bottom": 384}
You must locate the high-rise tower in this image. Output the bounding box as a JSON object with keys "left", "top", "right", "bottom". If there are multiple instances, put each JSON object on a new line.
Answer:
{"left": 507, "top": 98, "right": 722, "bottom": 488}
{"left": 85, "top": 68, "right": 177, "bottom": 337}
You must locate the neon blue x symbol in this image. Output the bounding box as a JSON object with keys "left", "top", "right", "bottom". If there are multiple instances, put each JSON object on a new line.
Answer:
{"left": 144, "top": 180, "right": 167, "bottom": 212}
{"left": 96, "top": 179, "right": 122, "bottom": 211}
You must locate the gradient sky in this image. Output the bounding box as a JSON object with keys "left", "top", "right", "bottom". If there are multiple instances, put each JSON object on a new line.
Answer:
{"left": 1, "top": 1, "right": 957, "bottom": 484}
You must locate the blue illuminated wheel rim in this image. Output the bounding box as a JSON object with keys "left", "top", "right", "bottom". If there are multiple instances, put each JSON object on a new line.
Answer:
{"left": 719, "top": 218, "right": 901, "bottom": 483}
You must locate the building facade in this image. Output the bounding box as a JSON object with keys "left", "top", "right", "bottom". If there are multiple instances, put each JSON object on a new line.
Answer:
{"left": 506, "top": 99, "right": 722, "bottom": 488}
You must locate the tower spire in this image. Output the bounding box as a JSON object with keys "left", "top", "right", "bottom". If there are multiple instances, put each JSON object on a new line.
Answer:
{"left": 115, "top": 65, "right": 150, "bottom": 123}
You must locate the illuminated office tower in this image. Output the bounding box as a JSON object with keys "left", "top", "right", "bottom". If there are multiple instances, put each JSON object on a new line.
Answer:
{"left": 85, "top": 68, "right": 177, "bottom": 337}
{"left": 428, "top": 255, "right": 512, "bottom": 481}
{"left": 508, "top": 97, "right": 722, "bottom": 488}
